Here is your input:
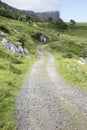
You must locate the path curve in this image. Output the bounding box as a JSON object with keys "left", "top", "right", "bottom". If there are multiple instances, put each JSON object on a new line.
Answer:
{"left": 16, "top": 45, "right": 87, "bottom": 130}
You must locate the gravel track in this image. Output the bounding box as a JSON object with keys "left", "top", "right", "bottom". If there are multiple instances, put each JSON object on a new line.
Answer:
{"left": 16, "top": 45, "right": 87, "bottom": 130}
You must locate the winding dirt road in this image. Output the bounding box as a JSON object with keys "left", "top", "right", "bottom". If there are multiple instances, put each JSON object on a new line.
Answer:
{"left": 16, "top": 45, "right": 87, "bottom": 130}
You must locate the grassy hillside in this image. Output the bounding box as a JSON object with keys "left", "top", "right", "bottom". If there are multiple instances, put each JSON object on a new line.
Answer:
{"left": 0, "top": 16, "right": 87, "bottom": 129}
{"left": 0, "top": 17, "right": 38, "bottom": 129}
{"left": 0, "top": 0, "right": 39, "bottom": 21}
{"left": 47, "top": 23, "right": 87, "bottom": 93}
{"left": 0, "top": 16, "right": 59, "bottom": 129}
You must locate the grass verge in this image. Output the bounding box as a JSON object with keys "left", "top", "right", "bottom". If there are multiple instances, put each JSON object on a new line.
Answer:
{"left": 0, "top": 55, "right": 37, "bottom": 130}
{"left": 47, "top": 39, "right": 87, "bottom": 93}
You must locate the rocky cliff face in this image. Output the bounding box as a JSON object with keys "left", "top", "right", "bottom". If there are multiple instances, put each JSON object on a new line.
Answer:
{"left": 21, "top": 10, "right": 37, "bottom": 16}
{"left": 36, "top": 11, "right": 60, "bottom": 19}
{"left": 0, "top": 1, "right": 60, "bottom": 20}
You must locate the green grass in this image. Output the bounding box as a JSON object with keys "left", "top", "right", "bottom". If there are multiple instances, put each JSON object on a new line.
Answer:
{"left": 0, "top": 16, "right": 40, "bottom": 129}
{"left": 47, "top": 22, "right": 87, "bottom": 92}
{"left": 0, "top": 57, "right": 37, "bottom": 130}
{"left": 67, "top": 22, "right": 87, "bottom": 38}
{"left": 55, "top": 55, "right": 87, "bottom": 91}
{"left": 0, "top": 39, "right": 37, "bottom": 130}
{"left": 40, "top": 55, "right": 48, "bottom": 78}
{"left": 48, "top": 37, "right": 87, "bottom": 93}
{"left": 0, "top": 40, "right": 37, "bottom": 129}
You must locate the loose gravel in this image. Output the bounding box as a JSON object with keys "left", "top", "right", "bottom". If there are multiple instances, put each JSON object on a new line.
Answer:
{"left": 16, "top": 46, "right": 87, "bottom": 130}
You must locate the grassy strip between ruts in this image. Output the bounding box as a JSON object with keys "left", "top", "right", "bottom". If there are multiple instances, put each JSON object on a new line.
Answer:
{"left": 40, "top": 55, "right": 49, "bottom": 78}
{"left": 0, "top": 57, "right": 37, "bottom": 130}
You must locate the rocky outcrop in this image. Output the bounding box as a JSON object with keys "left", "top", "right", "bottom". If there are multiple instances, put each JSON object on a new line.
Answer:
{"left": 2, "top": 38, "right": 19, "bottom": 53}
{"left": 36, "top": 11, "right": 60, "bottom": 19}
{"left": 78, "top": 56, "right": 87, "bottom": 65}
{"left": 40, "top": 35, "right": 47, "bottom": 43}
{"left": 22, "top": 10, "right": 60, "bottom": 20}
{"left": 0, "top": 0, "right": 60, "bottom": 21}
{"left": 2, "top": 38, "right": 29, "bottom": 54}
{"left": 31, "top": 33, "right": 48, "bottom": 43}
{"left": 21, "top": 10, "right": 36, "bottom": 15}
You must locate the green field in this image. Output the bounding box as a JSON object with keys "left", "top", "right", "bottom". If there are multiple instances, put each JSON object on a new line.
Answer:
{"left": 66, "top": 22, "right": 87, "bottom": 38}
{"left": 47, "top": 22, "right": 87, "bottom": 92}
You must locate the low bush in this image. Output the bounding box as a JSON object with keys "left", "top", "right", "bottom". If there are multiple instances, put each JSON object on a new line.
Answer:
{"left": 31, "top": 32, "right": 49, "bottom": 41}
{"left": 31, "top": 32, "right": 43, "bottom": 40}
{"left": 0, "top": 24, "right": 10, "bottom": 33}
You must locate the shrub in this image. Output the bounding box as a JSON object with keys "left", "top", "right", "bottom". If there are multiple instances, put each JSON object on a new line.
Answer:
{"left": 31, "top": 32, "right": 43, "bottom": 40}
{"left": 31, "top": 32, "right": 49, "bottom": 41}
{"left": 0, "top": 25, "right": 10, "bottom": 33}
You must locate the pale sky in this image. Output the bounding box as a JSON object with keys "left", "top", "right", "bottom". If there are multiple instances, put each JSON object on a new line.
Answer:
{"left": 1, "top": 0, "right": 87, "bottom": 22}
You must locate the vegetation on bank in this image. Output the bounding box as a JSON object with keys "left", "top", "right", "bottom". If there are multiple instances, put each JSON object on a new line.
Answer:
{"left": 0, "top": 54, "right": 36, "bottom": 129}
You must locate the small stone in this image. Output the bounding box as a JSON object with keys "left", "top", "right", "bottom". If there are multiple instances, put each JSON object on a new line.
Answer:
{"left": 25, "top": 56, "right": 31, "bottom": 59}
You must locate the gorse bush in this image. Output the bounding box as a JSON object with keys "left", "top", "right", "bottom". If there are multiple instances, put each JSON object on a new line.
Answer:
{"left": 31, "top": 32, "right": 49, "bottom": 41}
{"left": 31, "top": 32, "right": 43, "bottom": 40}
{"left": 0, "top": 24, "right": 10, "bottom": 33}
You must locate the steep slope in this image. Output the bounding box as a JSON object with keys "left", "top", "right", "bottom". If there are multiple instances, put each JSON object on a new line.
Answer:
{"left": 0, "top": 16, "right": 39, "bottom": 129}
{"left": 0, "top": 1, "right": 38, "bottom": 21}
{"left": 0, "top": 16, "right": 59, "bottom": 129}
